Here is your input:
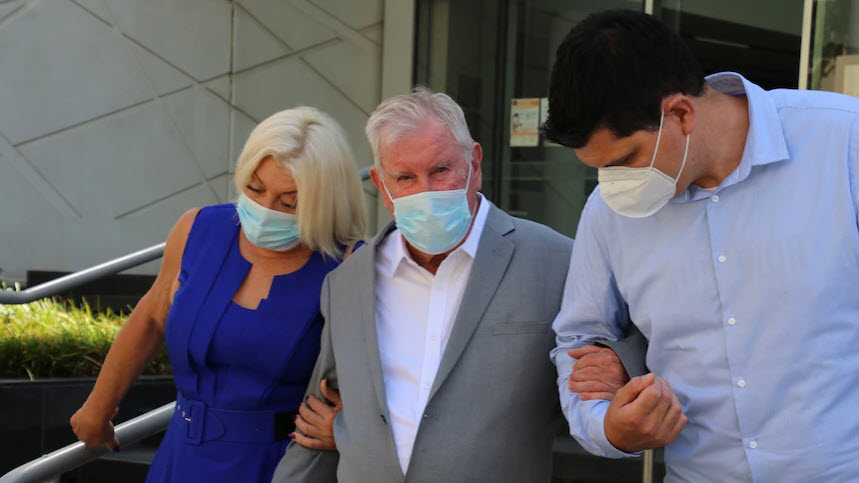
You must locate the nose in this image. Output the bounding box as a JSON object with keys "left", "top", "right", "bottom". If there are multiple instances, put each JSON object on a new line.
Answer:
{"left": 260, "top": 195, "right": 280, "bottom": 211}
{"left": 416, "top": 177, "right": 434, "bottom": 193}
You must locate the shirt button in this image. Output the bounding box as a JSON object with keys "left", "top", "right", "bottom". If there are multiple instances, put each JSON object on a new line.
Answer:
{"left": 423, "top": 384, "right": 431, "bottom": 390}
{"left": 738, "top": 379, "right": 746, "bottom": 388}
{"left": 712, "top": 195, "right": 720, "bottom": 202}
{"left": 728, "top": 317, "right": 736, "bottom": 326}
{"left": 749, "top": 440, "right": 758, "bottom": 449}
{"left": 718, "top": 255, "right": 727, "bottom": 263}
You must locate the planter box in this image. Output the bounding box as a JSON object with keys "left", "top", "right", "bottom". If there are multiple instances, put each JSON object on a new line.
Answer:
{"left": 0, "top": 375, "right": 175, "bottom": 475}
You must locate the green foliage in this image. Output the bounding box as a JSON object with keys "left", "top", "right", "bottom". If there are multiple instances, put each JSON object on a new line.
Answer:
{"left": 0, "top": 285, "right": 171, "bottom": 379}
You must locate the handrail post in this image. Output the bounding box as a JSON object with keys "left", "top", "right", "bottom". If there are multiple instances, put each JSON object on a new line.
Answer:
{"left": 641, "top": 449, "right": 654, "bottom": 483}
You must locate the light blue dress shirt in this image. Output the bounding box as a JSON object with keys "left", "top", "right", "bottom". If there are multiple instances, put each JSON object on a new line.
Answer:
{"left": 551, "top": 72, "right": 859, "bottom": 482}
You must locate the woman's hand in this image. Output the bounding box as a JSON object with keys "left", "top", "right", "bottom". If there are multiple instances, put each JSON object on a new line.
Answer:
{"left": 70, "top": 405, "right": 120, "bottom": 451}
{"left": 291, "top": 378, "right": 342, "bottom": 450}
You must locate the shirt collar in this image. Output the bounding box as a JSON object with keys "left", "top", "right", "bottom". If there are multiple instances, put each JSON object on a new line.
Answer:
{"left": 385, "top": 192, "right": 488, "bottom": 276}
{"left": 673, "top": 72, "right": 790, "bottom": 203}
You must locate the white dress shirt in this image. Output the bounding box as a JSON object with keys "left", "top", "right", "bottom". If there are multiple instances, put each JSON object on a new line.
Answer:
{"left": 374, "top": 193, "right": 490, "bottom": 475}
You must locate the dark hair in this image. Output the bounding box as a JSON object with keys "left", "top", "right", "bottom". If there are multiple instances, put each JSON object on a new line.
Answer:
{"left": 541, "top": 10, "right": 705, "bottom": 148}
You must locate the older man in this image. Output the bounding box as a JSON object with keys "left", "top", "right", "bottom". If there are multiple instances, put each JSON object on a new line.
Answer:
{"left": 270, "top": 87, "right": 597, "bottom": 482}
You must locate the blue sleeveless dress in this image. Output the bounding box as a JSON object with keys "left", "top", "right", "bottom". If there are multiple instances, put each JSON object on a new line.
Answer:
{"left": 146, "top": 204, "right": 343, "bottom": 482}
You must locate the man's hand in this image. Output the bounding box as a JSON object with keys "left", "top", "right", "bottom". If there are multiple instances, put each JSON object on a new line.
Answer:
{"left": 291, "top": 379, "right": 342, "bottom": 450}
{"left": 568, "top": 345, "right": 629, "bottom": 401}
{"left": 604, "top": 373, "right": 687, "bottom": 453}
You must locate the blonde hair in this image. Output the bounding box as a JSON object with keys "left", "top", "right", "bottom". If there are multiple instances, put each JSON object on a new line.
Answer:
{"left": 234, "top": 107, "right": 366, "bottom": 259}
{"left": 365, "top": 86, "right": 474, "bottom": 172}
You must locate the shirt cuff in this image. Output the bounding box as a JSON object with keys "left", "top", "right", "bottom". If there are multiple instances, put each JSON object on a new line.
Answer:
{"left": 583, "top": 401, "right": 641, "bottom": 459}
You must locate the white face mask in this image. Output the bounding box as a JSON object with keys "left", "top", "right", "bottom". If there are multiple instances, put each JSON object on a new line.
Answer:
{"left": 597, "top": 110, "right": 690, "bottom": 218}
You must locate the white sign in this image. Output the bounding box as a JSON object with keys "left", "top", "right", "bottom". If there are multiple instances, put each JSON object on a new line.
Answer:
{"left": 510, "top": 98, "right": 540, "bottom": 147}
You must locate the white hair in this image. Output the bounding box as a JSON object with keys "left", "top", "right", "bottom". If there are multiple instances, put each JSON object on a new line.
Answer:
{"left": 233, "top": 107, "right": 366, "bottom": 259}
{"left": 365, "top": 86, "right": 474, "bottom": 172}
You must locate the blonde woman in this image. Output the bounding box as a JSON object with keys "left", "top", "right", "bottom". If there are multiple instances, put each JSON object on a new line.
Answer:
{"left": 70, "top": 107, "right": 366, "bottom": 482}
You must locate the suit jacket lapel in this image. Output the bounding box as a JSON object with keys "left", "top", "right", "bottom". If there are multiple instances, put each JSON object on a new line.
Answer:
{"left": 428, "top": 204, "right": 515, "bottom": 401}
{"left": 360, "top": 222, "right": 398, "bottom": 423}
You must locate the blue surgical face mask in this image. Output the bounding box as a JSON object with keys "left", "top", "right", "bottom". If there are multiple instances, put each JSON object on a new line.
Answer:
{"left": 235, "top": 193, "right": 301, "bottom": 251}
{"left": 382, "top": 164, "right": 474, "bottom": 255}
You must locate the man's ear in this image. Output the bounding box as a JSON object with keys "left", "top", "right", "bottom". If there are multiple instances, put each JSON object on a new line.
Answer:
{"left": 471, "top": 142, "right": 483, "bottom": 168}
{"left": 370, "top": 166, "right": 394, "bottom": 213}
{"left": 664, "top": 94, "right": 696, "bottom": 135}
{"left": 470, "top": 142, "right": 483, "bottom": 191}
{"left": 369, "top": 166, "right": 382, "bottom": 193}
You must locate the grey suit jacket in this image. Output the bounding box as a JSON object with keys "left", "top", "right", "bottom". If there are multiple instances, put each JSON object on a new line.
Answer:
{"left": 273, "top": 202, "right": 573, "bottom": 483}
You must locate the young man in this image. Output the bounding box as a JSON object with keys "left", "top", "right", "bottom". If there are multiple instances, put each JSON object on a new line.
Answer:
{"left": 546, "top": 9, "right": 859, "bottom": 482}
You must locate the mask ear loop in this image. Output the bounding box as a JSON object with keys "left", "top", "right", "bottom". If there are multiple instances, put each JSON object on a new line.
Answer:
{"left": 647, "top": 110, "right": 666, "bottom": 173}
{"left": 463, "top": 151, "right": 479, "bottom": 218}
{"left": 674, "top": 132, "right": 691, "bottom": 186}
{"left": 464, "top": 156, "right": 473, "bottom": 190}
{"left": 650, "top": 109, "right": 690, "bottom": 186}
{"left": 380, "top": 169, "right": 395, "bottom": 204}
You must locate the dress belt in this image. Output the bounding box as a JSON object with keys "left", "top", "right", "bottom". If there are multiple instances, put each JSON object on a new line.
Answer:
{"left": 175, "top": 393, "right": 297, "bottom": 445}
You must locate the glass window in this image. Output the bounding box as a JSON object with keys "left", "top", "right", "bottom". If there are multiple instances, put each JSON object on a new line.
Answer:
{"left": 654, "top": 0, "right": 805, "bottom": 90}
{"left": 416, "top": 0, "right": 642, "bottom": 238}
{"left": 808, "top": 0, "right": 859, "bottom": 96}
{"left": 416, "top": 0, "right": 808, "bottom": 238}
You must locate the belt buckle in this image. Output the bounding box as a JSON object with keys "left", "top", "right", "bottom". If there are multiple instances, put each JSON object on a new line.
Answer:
{"left": 182, "top": 399, "right": 206, "bottom": 445}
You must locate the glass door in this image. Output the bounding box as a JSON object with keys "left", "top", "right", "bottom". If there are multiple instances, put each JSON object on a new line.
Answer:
{"left": 416, "top": 0, "right": 643, "bottom": 238}
{"left": 415, "top": 0, "right": 808, "bottom": 238}
{"left": 498, "top": 1, "right": 645, "bottom": 236}
{"left": 807, "top": 0, "right": 859, "bottom": 96}
{"left": 653, "top": 0, "right": 805, "bottom": 90}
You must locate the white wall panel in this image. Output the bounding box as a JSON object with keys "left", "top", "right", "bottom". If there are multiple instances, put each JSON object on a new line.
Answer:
{"left": 101, "top": 0, "right": 232, "bottom": 81}
{"left": 134, "top": 45, "right": 196, "bottom": 96}
{"left": 0, "top": 0, "right": 395, "bottom": 284}
{"left": 19, "top": 102, "right": 207, "bottom": 218}
{"left": 0, "top": 1, "right": 152, "bottom": 144}
{"left": 205, "top": 75, "right": 232, "bottom": 101}
{"left": 232, "top": 56, "right": 374, "bottom": 167}
{"left": 312, "top": 0, "right": 383, "bottom": 30}
{"left": 237, "top": 0, "right": 337, "bottom": 50}
{"left": 163, "top": 86, "right": 231, "bottom": 180}
{"left": 234, "top": 6, "right": 290, "bottom": 71}
{"left": 303, "top": 39, "right": 383, "bottom": 114}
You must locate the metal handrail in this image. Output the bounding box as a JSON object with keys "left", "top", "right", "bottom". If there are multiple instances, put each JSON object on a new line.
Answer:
{"left": 0, "top": 402, "right": 174, "bottom": 483}
{"left": 357, "top": 165, "right": 370, "bottom": 181}
{"left": 0, "top": 243, "right": 166, "bottom": 305}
